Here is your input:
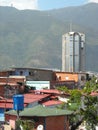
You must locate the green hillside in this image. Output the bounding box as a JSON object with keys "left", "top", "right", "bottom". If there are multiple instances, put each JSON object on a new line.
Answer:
{"left": 0, "top": 3, "right": 98, "bottom": 71}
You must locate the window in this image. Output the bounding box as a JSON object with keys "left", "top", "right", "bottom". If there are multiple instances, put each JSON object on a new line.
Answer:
{"left": 20, "top": 71, "right": 23, "bottom": 75}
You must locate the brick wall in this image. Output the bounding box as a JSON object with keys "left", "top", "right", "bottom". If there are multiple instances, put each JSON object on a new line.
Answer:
{"left": 46, "top": 116, "right": 66, "bottom": 130}
{"left": 0, "top": 85, "right": 4, "bottom": 97}
{"left": 5, "top": 115, "right": 70, "bottom": 130}
{"left": 0, "top": 77, "right": 25, "bottom": 83}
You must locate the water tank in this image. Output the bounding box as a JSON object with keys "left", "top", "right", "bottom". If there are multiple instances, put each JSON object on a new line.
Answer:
{"left": 13, "top": 95, "right": 24, "bottom": 111}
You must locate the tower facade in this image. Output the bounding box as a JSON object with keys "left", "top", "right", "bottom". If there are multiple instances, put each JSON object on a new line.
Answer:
{"left": 62, "top": 32, "right": 86, "bottom": 72}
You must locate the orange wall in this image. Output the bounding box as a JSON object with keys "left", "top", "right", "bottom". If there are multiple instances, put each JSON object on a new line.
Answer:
{"left": 55, "top": 72, "right": 78, "bottom": 82}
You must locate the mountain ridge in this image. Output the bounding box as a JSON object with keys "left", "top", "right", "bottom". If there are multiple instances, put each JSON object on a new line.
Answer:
{"left": 0, "top": 3, "right": 98, "bottom": 71}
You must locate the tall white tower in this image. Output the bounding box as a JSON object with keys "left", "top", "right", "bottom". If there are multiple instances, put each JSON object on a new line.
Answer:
{"left": 62, "top": 32, "right": 86, "bottom": 72}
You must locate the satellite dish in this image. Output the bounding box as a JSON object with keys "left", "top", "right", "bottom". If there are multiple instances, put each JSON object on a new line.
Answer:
{"left": 37, "top": 125, "right": 43, "bottom": 130}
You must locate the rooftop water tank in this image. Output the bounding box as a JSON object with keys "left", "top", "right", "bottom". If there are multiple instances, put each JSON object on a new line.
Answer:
{"left": 13, "top": 95, "right": 24, "bottom": 111}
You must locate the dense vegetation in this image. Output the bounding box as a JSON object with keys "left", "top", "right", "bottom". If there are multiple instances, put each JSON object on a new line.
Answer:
{"left": 57, "top": 77, "right": 98, "bottom": 130}
{"left": 0, "top": 3, "right": 98, "bottom": 71}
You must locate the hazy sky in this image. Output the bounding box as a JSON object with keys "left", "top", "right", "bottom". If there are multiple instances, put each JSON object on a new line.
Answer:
{"left": 0, "top": 0, "right": 98, "bottom": 10}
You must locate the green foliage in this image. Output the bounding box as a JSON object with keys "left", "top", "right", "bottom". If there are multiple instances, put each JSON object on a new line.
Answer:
{"left": 57, "top": 77, "right": 98, "bottom": 129}
{"left": 82, "top": 95, "right": 98, "bottom": 129}
{"left": 16, "top": 119, "right": 35, "bottom": 130}
{"left": 56, "top": 102, "right": 66, "bottom": 109}
{"left": 57, "top": 86, "right": 69, "bottom": 93}
{"left": 68, "top": 103, "right": 80, "bottom": 111}
{"left": 69, "top": 89, "right": 82, "bottom": 103}
{"left": 81, "top": 77, "right": 98, "bottom": 129}
{"left": 83, "top": 76, "right": 98, "bottom": 94}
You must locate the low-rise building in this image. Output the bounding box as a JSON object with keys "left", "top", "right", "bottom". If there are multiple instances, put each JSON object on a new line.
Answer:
{"left": 54, "top": 71, "right": 88, "bottom": 88}
{"left": 5, "top": 105, "right": 73, "bottom": 130}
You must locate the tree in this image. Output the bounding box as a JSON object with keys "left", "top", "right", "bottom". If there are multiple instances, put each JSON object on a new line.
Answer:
{"left": 83, "top": 76, "right": 98, "bottom": 94}
{"left": 57, "top": 77, "right": 98, "bottom": 130}
{"left": 81, "top": 95, "right": 98, "bottom": 130}
{"left": 16, "top": 119, "right": 35, "bottom": 130}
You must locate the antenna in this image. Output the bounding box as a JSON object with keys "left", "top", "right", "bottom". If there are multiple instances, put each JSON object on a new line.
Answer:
{"left": 11, "top": 3, "right": 13, "bottom": 7}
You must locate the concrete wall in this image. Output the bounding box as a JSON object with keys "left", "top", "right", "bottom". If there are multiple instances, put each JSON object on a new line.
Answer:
{"left": 12, "top": 68, "right": 54, "bottom": 81}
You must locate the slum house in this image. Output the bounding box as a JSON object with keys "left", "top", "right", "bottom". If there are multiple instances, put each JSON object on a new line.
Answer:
{"left": 5, "top": 105, "right": 73, "bottom": 130}
{"left": 10, "top": 67, "right": 55, "bottom": 81}
{"left": 0, "top": 93, "right": 51, "bottom": 122}
{"left": 0, "top": 68, "right": 88, "bottom": 90}
{"left": 53, "top": 71, "right": 89, "bottom": 89}
{"left": 34, "top": 89, "right": 70, "bottom": 107}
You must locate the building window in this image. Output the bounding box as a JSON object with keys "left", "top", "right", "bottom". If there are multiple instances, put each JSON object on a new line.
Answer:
{"left": 20, "top": 71, "right": 23, "bottom": 75}
{"left": 81, "top": 76, "right": 85, "bottom": 81}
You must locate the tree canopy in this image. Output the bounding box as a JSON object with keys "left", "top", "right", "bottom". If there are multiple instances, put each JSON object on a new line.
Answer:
{"left": 57, "top": 77, "right": 98, "bottom": 130}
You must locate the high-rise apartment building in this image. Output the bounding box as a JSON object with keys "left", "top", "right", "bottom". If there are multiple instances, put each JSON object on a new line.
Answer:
{"left": 62, "top": 32, "right": 86, "bottom": 72}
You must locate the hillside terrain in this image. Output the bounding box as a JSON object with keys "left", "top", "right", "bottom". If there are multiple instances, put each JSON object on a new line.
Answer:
{"left": 0, "top": 3, "right": 98, "bottom": 71}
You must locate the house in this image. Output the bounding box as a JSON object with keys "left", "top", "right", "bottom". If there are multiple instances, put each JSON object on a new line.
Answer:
{"left": 53, "top": 71, "right": 89, "bottom": 88}
{"left": 0, "top": 68, "right": 90, "bottom": 90}
{"left": 5, "top": 105, "right": 73, "bottom": 130}
{"left": 11, "top": 67, "right": 55, "bottom": 81}
{"left": 0, "top": 93, "right": 51, "bottom": 122}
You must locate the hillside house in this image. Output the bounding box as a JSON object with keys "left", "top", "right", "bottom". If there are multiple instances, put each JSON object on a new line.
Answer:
{"left": 53, "top": 71, "right": 89, "bottom": 89}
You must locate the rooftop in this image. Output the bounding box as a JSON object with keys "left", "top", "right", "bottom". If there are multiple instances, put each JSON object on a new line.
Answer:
{"left": 0, "top": 93, "right": 50, "bottom": 108}
{"left": 42, "top": 100, "right": 62, "bottom": 106}
{"left": 34, "top": 89, "right": 61, "bottom": 94}
{"left": 6, "top": 105, "right": 73, "bottom": 117}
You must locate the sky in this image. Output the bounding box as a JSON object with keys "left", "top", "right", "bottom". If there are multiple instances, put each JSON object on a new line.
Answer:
{"left": 0, "top": 0, "right": 98, "bottom": 10}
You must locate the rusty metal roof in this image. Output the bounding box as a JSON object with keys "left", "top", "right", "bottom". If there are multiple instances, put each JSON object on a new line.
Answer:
{"left": 42, "top": 100, "right": 62, "bottom": 106}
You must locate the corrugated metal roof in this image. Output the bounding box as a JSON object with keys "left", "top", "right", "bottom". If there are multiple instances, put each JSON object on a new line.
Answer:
{"left": 34, "top": 89, "right": 60, "bottom": 94}
{"left": 0, "top": 93, "right": 50, "bottom": 108}
{"left": 0, "top": 102, "right": 27, "bottom": 109}
{"left": 42, "top": 100, "right": 62, "bottom": 106}
{"left": 6, "top": 105, "right": 73, "bottom": 117}
{"left": 24, "top": 93, "right": 50, "bottom": 103}
{"left": 0, "top": 103, "right": 13, "bottom": 108}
